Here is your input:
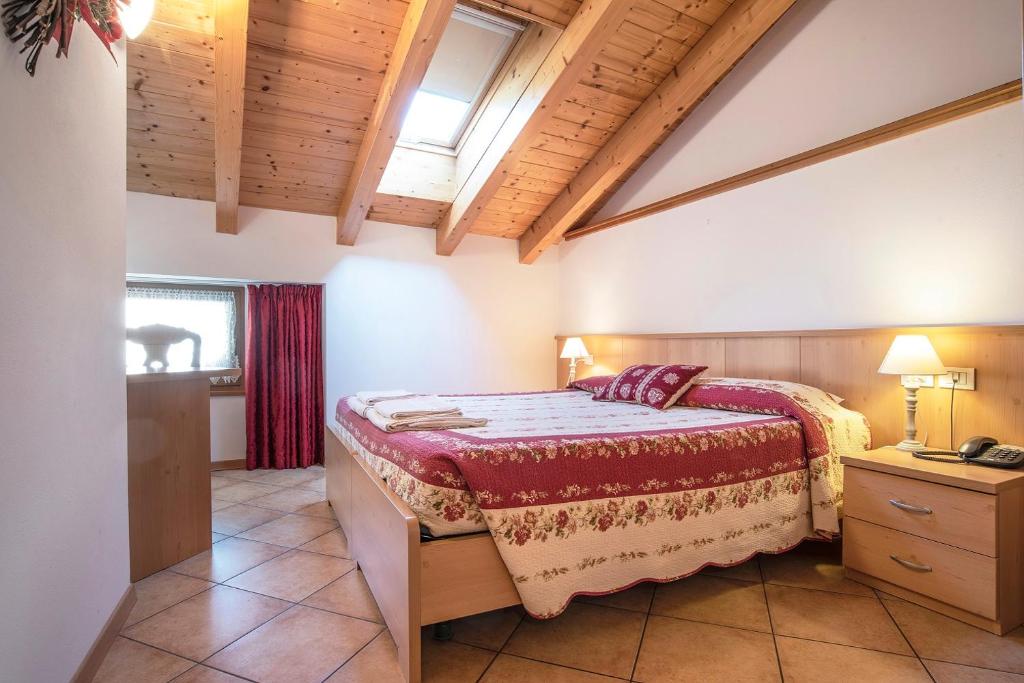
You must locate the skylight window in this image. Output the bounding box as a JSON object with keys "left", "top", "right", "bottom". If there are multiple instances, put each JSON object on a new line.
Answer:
{"left": 399, "top": 5, "right": 523, "bottom": 148}
{"left": 401, "top": 91, "right": 470, "bottom": 145}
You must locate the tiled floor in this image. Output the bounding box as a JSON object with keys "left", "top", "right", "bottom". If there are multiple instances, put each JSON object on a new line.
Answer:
{"left": 97, "top": 466, "right": 1024, "bottom": 682}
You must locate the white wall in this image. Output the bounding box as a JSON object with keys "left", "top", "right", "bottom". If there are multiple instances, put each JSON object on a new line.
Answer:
{"left": 127, "top": 193, "right": 560, "bottom": 459}
{"left": 0, "top": 37, "right": 128, "bottom": 682}
{"left": 561, "top": 0, "right": 1024, "bottom": 334}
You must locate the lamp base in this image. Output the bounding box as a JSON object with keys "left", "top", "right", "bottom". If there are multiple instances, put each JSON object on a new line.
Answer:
{"left": 895, "top": 439, "right": 927, "bottom": 452}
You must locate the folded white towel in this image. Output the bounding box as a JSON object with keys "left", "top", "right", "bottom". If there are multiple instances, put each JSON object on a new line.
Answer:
{"left": 346, "top": 396, "right": 371, "bottom": 418}
{"left": 372, "top": 396, "right": 461, "bottom": 420}
{"left": 356, "top": 389, "right": 418, "bottom": 405}
{"left": 367, "top": 408, "right": 487, "bottom": 433}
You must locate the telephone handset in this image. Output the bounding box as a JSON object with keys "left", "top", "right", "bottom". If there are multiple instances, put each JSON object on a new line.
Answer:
{"left": 915, "top": 436, "right": 1024, "bottom": 469}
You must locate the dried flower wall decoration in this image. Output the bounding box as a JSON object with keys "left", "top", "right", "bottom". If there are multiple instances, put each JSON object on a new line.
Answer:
{"left": 3, "top": 0, "right": 124, "bottom": 76}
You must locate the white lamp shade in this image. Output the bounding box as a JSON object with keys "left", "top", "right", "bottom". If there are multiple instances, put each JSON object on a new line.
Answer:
{"left": 878, "top": 335, "right": 946, "bottom": 375}
{"left": 560, "top": 337, "right": 589, "bottom": 360}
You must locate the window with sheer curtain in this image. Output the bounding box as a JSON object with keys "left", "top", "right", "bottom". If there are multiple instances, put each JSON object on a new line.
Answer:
{"left": 125, "top": 283, "right": 245, "bottom": 393}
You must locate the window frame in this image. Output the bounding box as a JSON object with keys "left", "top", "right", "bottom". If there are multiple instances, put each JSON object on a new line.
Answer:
{"left": 126, "top": 280, "right": 246, "bottom": 397}
{"left": 397, "top": 4, "right": 525, "bottom": 150}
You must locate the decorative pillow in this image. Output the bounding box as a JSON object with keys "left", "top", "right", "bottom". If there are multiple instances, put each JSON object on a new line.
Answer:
{"left": 569, "top": 375, "right": 613, "bottom": 394}
{"left": 594, "top": 364, "right": 708, "bottom": 409}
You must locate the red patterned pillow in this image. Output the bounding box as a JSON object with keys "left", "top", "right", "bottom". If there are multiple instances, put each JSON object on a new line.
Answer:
{"left": 570, "top": 375, "right": 613, "bottom": 394}
{"left": 594, "top": 364, "right": 708, "bottom": 409}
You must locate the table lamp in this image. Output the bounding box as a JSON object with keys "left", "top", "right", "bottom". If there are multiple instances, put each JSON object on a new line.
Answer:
{"left": 878, "top": 334, "right": 946, "bottom": 451}
{"left": 560, "top": 337, "right": 590, "bottom": 385}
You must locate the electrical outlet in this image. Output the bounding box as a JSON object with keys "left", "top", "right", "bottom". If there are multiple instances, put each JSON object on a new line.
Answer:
{"left": 938, "top": 367, "right": 975, "bottom": 391}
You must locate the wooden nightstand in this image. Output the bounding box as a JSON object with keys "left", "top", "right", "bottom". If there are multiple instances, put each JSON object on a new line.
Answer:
{"left": 841, "top": 447, "right": 1024, "bottom": 635}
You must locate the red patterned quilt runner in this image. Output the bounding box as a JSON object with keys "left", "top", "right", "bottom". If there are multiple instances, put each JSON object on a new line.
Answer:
{"left": 334, "top": 379, "right": 870, "bottom": 617}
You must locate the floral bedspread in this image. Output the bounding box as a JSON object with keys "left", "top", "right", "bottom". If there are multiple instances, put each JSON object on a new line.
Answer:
{"left": 333, "top": 378, "right": 871, "bottom": 617}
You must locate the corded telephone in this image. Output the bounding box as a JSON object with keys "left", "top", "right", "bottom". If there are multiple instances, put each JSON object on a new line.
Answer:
{"left": 915, "top": 436, "right": 1024, "bottom": 469}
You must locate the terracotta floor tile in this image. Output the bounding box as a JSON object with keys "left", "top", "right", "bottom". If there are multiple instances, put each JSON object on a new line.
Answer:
{"left": 760, "top": 544, "right": 874, "bottom": 596}
{"left": 324, "top": 631, "right": 404, "bottom": 683}
{"left": 577, "top": 582, "right": 655, "bottom": 613}
{"left": 211, "top": 504, "right": 284, "bottom": 536}
{"left": 226, "top": 549, "right": 355, "bottom": 602}
{"left": 766, "top": 584, "right": 911, "bottom": 654}
{"left": 257, "top": 468, "right": 323, "bottom": 487}
{"left": 503, "top": 602, "right": 645, "bottom": 678}
{"left": 126, "top": 571, "right": 214, "bottom": 628}
{"left": 652, "top": 574, "right": 771, "bottom": 632}
{"left": 924, "top": 659, "right": 1024, "bottom": 682}
{"left": 247, "top": 487, "right": 325, "bottom": 513}
{"left": 451, "top": 607, "right": 524, "bottom": 651}
{"left": 297, "top": 477, "right": 327, "bottom": 494}
{"left": 776, "top": 635, "right": 931, "bottom": 682}
{"left": 212, "top": 469, "right": 271, "bottom": 483}
{"left": 422, "top": 638, "right": 496, "bottom": 682}
{"left": 94, "top": 637, "right": 192, "bottom": 683}
{"left": 205, "top": 605, "right": 382, "bottom": 683}
{"left": 701, "top": 557, "right": 763, "bottom": 583}
{"left": 295, "top": 500, "right": 337, "bottom": 519}
{"left": 123, "top": 585, "right": 289, "bottom": 661}
{"left": 236, "top": 513, "right": 338, "bottom": 547}
{"left": 481, "top": 654, "right": 619, "bottom": 682}
{"left": 302, "top": 569, "right": 382, "bottom": 621}
{"left": 298, "top": 529, "right": 350, "bottom": 558}
{"left": 171, "top": 665, "right": 249, "bottom": 682}
{"left": 210, "top": 477, "right": 236, "bottom": 491}
{"left": 634, "top": 616, "right": 780, "bottom": 682}
{"left": 212, "top": 482, "right": 283, "bottom": 503}
{"left": 883, "top": 598, "right": 1024, "bottom": 673}
{"left": 169, "top": 537, "right": 289, "bottom": 583}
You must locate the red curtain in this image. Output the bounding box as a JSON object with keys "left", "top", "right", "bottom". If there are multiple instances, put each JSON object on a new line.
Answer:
{"left": 245, "top": 284, "right": 324, "bottom": 469}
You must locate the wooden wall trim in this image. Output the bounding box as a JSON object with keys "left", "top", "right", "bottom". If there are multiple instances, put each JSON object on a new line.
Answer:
{"left": 71, "top": 585, "right": 137, "bottom": 683}
{"left": 211, "top": 458, "right": 246, "bottom": 471}
{"left": 565, "top": 79, "right": 1023, "bottom": 241}
{"left": 556, "top": 324, "right": 1024, "bottom": 450}
{"left": 557, "top": 324, "right": 1024, "bottom": 340}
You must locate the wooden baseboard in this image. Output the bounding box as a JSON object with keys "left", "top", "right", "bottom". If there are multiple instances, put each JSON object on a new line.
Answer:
{"left": 210, "top": 458, "right": 246, "bottom": 471}
{"left": 71, "top": 585, "right": 137, "bottom": 683}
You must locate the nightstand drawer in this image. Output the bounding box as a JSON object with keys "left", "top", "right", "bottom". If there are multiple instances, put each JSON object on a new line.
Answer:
{"left": 844, "top": 467, "right": 997, "bottom": 556}
{"left": 844, "top": 518, "right": 997, "bottom": 619}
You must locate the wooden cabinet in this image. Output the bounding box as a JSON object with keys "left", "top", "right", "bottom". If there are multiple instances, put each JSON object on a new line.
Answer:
{"left": 842, "top": 447, "right": 1024, "bottom": 635}
{"left": 127, "top": 368, "right": 235, "bottom": 581}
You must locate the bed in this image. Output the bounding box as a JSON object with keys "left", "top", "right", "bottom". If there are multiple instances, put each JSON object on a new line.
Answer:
{"left": 326, "top": 377, "right": 871, "bottom": 682}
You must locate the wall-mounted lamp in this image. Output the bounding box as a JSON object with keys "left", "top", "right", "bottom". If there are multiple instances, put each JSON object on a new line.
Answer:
{"left": 560, "top": 337, "right": 591, "bottom": 386}
{"left": 118, "top": 0, "right": 155, "bottom": 39}
{"left": 878, "top": 334, "right": 946, "bottom": 451}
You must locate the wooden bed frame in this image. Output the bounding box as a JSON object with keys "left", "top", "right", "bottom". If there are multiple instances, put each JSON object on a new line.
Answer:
{"left": 327, "top": 324, "right": 1024, "bottom": 682}
{"left": 325, "top": 426, "right": 519, "bottom": 683}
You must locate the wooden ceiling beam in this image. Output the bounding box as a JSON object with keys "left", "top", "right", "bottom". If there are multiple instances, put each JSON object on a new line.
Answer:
{"left": 517, "top": 0, "right": 797, "bottom": 263}
{"left": 435, "top": 0, "right": 631, "bottom": 256}
{"left": 213, "top": 0, "right": 250, "bottom": 233}
{"left": 336, "top": 0, "right": 456, "bottom": 246}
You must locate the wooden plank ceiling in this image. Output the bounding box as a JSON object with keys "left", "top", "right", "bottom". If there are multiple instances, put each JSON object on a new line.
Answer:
{"left": 127, "top": 0, "right": 790, "bottom": 260}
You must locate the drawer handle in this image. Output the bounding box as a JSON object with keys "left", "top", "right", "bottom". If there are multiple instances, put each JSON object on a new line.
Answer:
{"left": 890, "top": 554, "right": 933, "bottom": 572}
{"left": 888, "top": 499, "right": 932, "bottom": 514}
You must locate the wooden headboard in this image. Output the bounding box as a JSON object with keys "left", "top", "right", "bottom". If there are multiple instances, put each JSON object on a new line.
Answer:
{"left": 555, "top": 325, "right": 1024, "bottom": 449}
